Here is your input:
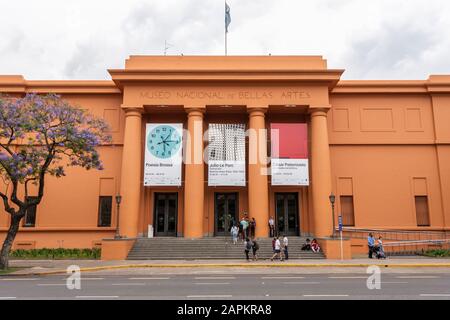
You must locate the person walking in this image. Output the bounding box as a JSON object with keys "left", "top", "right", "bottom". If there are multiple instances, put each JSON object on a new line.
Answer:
{"left": 250, "top": 217, "right": 256, "bottom": 238}
{"left": 368, "top": 233, "right": 375, "bottom": 259}
{"left": 244, "top": 238, "right": 253, "bottom": 261}
{"left": 268, "top": 216, "right": 275, "bottom": 237}
{"left": 240, "top": 217, "right": 248, "bottom": 241}
{"left": 282, "top": 235, "right": 289, "bottom": 260}
{"left": 376, "top": 236, "right": 386, "bottom": 259}
{"left": 270, "top": 236, "right": 283, "bottom": 261}
{"left": 272, "top": 237, "right": 276, "bottom": 254}
{"left": 252, "top": 238, "right": 259, "bottom": 261}
{"left": 230, "top": 224, "right": 239, "bottom": 245}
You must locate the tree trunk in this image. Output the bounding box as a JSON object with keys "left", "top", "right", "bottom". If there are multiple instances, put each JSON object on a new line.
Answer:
{"left": 0, "top": 214, "right": 22, "bottom": 270}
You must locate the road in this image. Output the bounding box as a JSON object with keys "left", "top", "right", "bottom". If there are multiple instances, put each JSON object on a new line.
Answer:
{"left": 1, "top": 269, "right": 450, "bottom": 300}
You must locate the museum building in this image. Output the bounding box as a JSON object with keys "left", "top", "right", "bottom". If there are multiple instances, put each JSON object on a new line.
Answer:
{"left": 1, "top": 55, "right": 450, "bottom": 258}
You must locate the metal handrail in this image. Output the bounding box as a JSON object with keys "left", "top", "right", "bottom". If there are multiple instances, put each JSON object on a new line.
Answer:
{"left": 338, "top": 227, "right": 448, "bottom": 236}
{"left": 382, "top": 239, "right": 450, "bottom": 247}
{"left": 337, "top": 227, "right": 450, "bottom": 255}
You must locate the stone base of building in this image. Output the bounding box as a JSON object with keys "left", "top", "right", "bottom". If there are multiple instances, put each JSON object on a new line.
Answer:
{"left": 319, "top": 237, "right": 352, "bottom": 259}
{"left": 101, "top": 238, "right": 136, "bottom": 260}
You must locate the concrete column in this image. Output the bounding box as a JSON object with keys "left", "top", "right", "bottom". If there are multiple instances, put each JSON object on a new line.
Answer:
{"left": 119, "top": 106, "right": 143, "bottom": 238}
{"left": 184, "top": 107, "right": 205, "bottom": 238}
{"left": 248, "top": 107, "right": 269, "bottom": 238}
{"left": 310, "top": 107, "right": 333, "bottom": 238}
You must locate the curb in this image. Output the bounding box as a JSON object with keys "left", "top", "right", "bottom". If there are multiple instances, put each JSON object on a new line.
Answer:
{"left": 5, "top": 262, "right": 450, "bottom": 276}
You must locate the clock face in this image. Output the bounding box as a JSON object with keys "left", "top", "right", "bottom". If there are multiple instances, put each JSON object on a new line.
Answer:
{"left": 147, "top": 125, "right": 182, "bottom": 159}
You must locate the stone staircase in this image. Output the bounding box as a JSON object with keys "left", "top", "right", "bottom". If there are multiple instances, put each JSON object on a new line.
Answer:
{"left": 127, "top": 236, "right": 325, "bottom": 260}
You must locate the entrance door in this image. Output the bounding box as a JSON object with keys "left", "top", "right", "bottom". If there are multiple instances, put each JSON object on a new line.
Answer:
{"left": 154, "top": 193, "right": 178, "bottom": 236}
{"left": 275, "top": 193, "right": 299, "bottom": 236}
{"left": 214, "top": 193, "right": 238, "bottom": 236}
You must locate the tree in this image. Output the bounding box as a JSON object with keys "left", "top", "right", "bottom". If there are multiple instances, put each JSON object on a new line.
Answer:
{"left": 0, "top": 93, "right": 111, "bottom": 269}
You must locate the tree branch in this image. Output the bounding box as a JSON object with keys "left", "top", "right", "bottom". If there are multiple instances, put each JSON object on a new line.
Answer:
{"left": 0, "top": 191, "right": 15, "bottom": 215}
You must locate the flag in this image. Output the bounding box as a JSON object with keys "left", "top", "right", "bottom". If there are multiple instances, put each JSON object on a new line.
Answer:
{"left": 225, "top": 2, "right": 231, "bottom": 33}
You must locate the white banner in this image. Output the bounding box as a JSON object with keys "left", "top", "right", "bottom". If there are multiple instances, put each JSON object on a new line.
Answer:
{"left": 208, "top": 160, "right": 246, "bottom": 186}
{"left": 144, "top": 123, "right": 183, "bottom": 186}
{"left": 271, "top": 159, "right": 309, "bottom": 186}
{"left": 207, "top": 123, "right": 246, "bottom": 186}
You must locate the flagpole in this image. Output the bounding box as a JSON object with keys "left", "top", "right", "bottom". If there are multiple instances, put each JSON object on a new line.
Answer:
{"left": 225, "top": 1, "right": 227, "bottom": 56}
{"left": 225, "top": 28, "right": 227, "bottom": 56}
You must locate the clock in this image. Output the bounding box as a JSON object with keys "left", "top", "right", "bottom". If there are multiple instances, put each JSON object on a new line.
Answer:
{"left": 147, "top": 125, "right": 182, "bottom": 159}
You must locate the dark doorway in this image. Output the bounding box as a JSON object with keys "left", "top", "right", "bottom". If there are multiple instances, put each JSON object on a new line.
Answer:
{"left": 154, "top": 193, "right": 178, "bottom": 236}
{"left": 214, "top": 193, "right": 239, "bottom": 236}
{"left": 275, "top": 193, "right": 299, "bottom": 236}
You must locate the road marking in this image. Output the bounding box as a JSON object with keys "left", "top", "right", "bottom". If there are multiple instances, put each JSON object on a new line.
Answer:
{"left": 187, "top": 295, "right": 233, "bottom": 298}
{"left": 420, "top": 294, "right": 450, "bottom": 297}
{"left": 262, "top": 276, "right": 305, "bottom": 279}
{"left": 76, "top": 296, "right": 119, "bottom": 299}
{"left": 303, "top": 294, "right": 349, "bottom": 297}
{"left": 0, "top": 278, "right": 38, "bottom": 281}
{"left": 283, "top": 282, "right": 321, "bottom": 285}
{"left": 195, "top": 277, "right": 235, "bottom": 280}
{"left": 397, "top": 276, "right": 440, "bottom": 279}
{"left": 329, "top": 276, "right": 368, "bottom": 279}
{"left": 0, "top": 297, "right": 16, "bottom": 300}
{"left": 195, "top": 282, "right": 230, "bottom": 285}
{"left": 129, "top": 277, "right": 170, "bottom": 280}
{"left": 112, "top": 283, "right": 146, "bottom": 286}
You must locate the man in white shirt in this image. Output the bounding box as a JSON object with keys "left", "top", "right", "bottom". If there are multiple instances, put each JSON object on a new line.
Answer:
{"left": 283, "top": 235, "right": 289, "bottom": 260}
{"left": 268, "top": 216, "right": 275, "bottom": 237}
{"left": 270, "top": 237, "right": 283, "bottom": 261}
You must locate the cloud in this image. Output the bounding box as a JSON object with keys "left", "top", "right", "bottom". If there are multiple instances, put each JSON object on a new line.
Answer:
{"left": 0, "top": 0, "right": 449, "bottom": 80}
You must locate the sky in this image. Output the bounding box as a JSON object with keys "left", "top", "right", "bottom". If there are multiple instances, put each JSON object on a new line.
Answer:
{"left": 1, "top": 0, "right": 450, "bottom": 80}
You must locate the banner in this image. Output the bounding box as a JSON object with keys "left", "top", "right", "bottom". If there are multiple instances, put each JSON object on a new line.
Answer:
{"left": 208, "top": 123, "right": 246, "bottom": 186}
{"left": 270, "top": 123, "right": 309, "bottom": 186}
{"left": 144, "top": 123, "right": 183, "bottom": 186}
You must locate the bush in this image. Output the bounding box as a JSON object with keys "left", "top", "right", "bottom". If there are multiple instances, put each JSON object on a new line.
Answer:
{"left": 423, "top": 249, "right": 450, "bottom": 258}
{"left": 10, "top": 248, "right": 101, "bottom": 259}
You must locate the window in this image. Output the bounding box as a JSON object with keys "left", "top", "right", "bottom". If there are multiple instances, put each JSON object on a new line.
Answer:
{"left": 23, "top": 196, "right": 38, "bottom": 227}
{"left": 415, "top": 196, "right": 430, "bottom": 226}
{"left": 340, "top": 196, "right": 355, "bottom": 226}
{"left": 98, "top": 196, "right": 113, "bottom": 227}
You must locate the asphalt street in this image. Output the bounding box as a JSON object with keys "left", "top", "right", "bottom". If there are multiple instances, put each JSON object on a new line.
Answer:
{"left": 1, "top": 270, "right": 450, "bottom": 300}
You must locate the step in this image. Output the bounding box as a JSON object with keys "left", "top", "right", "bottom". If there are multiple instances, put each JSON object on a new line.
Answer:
{"left": 127, "top": 236, "right": 324, "bottom": 260}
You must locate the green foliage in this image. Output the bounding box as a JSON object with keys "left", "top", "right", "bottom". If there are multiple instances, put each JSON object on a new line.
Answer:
{"left": 423, "top": 249, "right": 450, "bottom": 257}
{"left": 0, "top": 267, "right": 21, "bottom": 274}
{"left": 10, "top": 248, "right": 101, "bottom": 260}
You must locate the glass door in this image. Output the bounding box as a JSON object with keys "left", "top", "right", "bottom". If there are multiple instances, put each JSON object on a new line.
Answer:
{"left": 154, "top": 193, "right": 178, "bottom": 236}
{"left": 275, "top": 193, "right": 299, "bottom": 236}
{"left": 214, "top": 193, "right": 238, "bottom": 236}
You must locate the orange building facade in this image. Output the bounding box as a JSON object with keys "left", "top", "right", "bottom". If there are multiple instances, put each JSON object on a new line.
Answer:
{"left": 1, "top": 56, "right": 450, "bottom": 257}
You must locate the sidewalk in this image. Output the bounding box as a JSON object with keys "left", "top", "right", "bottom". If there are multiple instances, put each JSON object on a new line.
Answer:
{"left": 5, "top": 257, "right": 450, "bottom": 276}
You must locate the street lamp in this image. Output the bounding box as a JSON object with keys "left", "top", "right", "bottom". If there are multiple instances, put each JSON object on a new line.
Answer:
{"left": 329, "top": 193, "right": 336, "bottom": 238}
{"left": 114, "top": 195, "right": 122, "bottom": 239}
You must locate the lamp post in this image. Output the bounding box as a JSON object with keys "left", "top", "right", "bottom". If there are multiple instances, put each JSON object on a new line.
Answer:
{"left": 114, "top": 195, "right": 122, "bottom": 239}
{"left": 329, "top": 193, "right": 336, "bottom": 238}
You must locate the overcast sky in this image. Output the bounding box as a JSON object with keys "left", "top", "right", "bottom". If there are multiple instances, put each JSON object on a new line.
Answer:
{"left": 1, "top": 0, "right": 450, "bottom": 80}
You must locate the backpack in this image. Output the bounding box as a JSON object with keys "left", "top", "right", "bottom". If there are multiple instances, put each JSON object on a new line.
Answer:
{"left": 245, "top": 241, "right": 253, "bottom": 250}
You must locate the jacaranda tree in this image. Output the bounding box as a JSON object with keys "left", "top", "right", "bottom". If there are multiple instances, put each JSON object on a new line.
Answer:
{"left": 0, "top": 94, "right": 111, "bottom": 269}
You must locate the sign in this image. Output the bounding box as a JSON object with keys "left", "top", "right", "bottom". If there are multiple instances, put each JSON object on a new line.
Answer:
{"left": 207, "top": 123, "right": 246, "bottom": 186}
{"left": 144, "top": 123, "right": 183, "bottom": 186}
{"left": 271, "top": 159, "right": 309, "bottom": 186}
{"left": 338, "top": 215, "right": 343, "bottom": 232}
{"left": 208, "top": 161, "right": 246, "bottom": 186}
{"left": 270, "top": 123, "right": 309, "bottom": 186}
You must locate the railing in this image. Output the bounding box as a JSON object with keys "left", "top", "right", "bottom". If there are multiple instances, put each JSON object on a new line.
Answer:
{"left": 336, "top": 227, "right": 450, "bottom": 256}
